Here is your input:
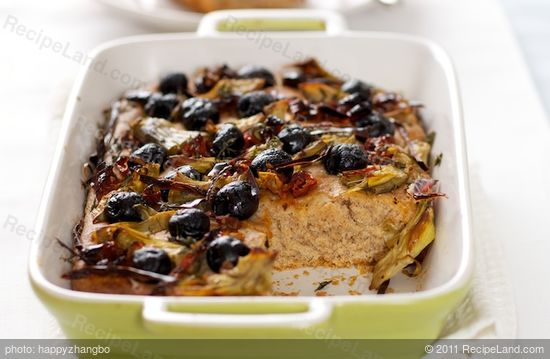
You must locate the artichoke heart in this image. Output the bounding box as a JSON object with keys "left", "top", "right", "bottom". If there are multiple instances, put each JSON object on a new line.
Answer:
{"left": 170, "top": 249, "right": 275, "bottom": 296}
{"left": 340, "top": 165, "right": 408, "bottom": 194}
{"left": 91, "top": 211, "right": 182, "bottom": 255}
{"left": 369, "top": 202, "right": 436, "bottom": 290}
{"left": 199, "top": 78, "right": 265, "bottom": 99}
{"left": 264, "top": 99, "right": 290, "bottom": 120}
{"left": 298, "top": 82, "right": 344, "bottom": 104}
{"left": 293, "top": 140, "right": 328, "bottom": 160}
{"left": 132, "top": 117, "right": 203, "bottom": 155}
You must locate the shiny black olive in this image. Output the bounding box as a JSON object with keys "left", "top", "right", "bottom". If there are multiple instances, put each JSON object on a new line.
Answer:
{"left": 250, "top": 148, "right": 293, "bottom": 178}
{"left": 213, "top": 181, "right": 259, "bottom": 220}
{"left": 237, "top": 65, "right": 275, "bottom": 87}
{"left": 356, "top": 112, "right": 395, "bottom": 137}
{"left": 206, "top": 235, "right": 250, "bottom": 273}
{"left": 237, "top": 91, "right": 274, "bottom": 118}
{"left": 211, "top": 124, "right": 245, "bottom": 158}
{"left": 338, "top": 93, "right": 364, "bottom": 108}
{"left": 132, "top": 247, "right": 172, "bottom": 275}
{"left": 105, "top": 192, "right": 145, "bottom": 223}
{"left": 346, "top": 100, "right": 372, "bottom": 119}
{"left": 130, "top": 143, "right": 166, "bottom": 166}
{"left": 144, "top": 93, "right": 179, "bottom": 119}
{"left": 180, "top": 97, "right": 219, "bottom": 130}
{"left": 341, "top": 79, "right": 372, "bottom": 100}
{"left": 125, "top": 90, "right": 152, "bottom": 104}
{"left": 168, "top": 208, "right": 210, "bottom": 241}
{"left": 159, "top": 72, "right": 188, "bottom": 94}
{"left": 165, "top": 165, "right": 201, "bottom": 181}
{"left": 323, "top": 144, "right": 369, "bottom": 175}
{"left": 265, "top": 115, "right": 284, "bottom": 128}
{"left": 277, "top": 125, "right": 313, "bottom": 155}
{"left": 282, "top": 68, "right": 305, "bottom": 87}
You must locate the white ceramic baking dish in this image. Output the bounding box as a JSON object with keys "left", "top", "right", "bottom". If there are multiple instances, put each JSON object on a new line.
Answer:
{"left": 29, "top": 9, "right": 473, "bottom": 345}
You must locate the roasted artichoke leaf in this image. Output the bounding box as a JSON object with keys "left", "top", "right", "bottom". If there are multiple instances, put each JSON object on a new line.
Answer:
{"left": 298, "top": 82, "right": 344, "bottom": 104}
{"left": 133, "top": 117, "right": 203, "bottom": 155}
{"left": 224, "top": 113, "right": 265, "bottom": 133}
{"left": 199, "top": 78, "right": 265, "bottom": 99}
{"left": 408, "top": 139, "right": 431, "bottom": 169}
{"left": 340, "top": 165, "right": 408, "bottom": 194}
{"left": 91, "top": 211, "right": 183, "bottom": 255}
{"left": 291, "top": 58, "right": 341, "bottom": 83}
{"left": 245, "top": 136, "right": 284, "bottom": 160}
{"left": 264, "top": 99, "right": 290, "bottom": 120}
{"left": 369, "top": 203, "right": 435, "bottom": 290}
{"left": 292, "top": 139, "right": 328, "bottom": 160}
{"left": 166, "top": 156, "right": 218, "bottom": 174}
{"left": 170, "top": 249, "right": 275, "bottom": 296}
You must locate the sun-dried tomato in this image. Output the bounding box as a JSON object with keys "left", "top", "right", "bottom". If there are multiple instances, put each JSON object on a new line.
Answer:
{"left": 91, "top": 157, "right": 130, "bottom": 200}
{"left": 288, "top": 171, "right": 317, "bottom": 198}
{"left": 141, "top": 184, "right": 162, "bottom": 209}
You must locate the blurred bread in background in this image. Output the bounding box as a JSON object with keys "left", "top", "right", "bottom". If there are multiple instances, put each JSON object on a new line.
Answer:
{"left": 175, "top": 0, "right": 305, "bottom": 12}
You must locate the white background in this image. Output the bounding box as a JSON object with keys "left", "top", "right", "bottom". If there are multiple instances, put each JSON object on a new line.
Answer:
{"left": 0, "top": 0, "right": 549, "bottom": 338}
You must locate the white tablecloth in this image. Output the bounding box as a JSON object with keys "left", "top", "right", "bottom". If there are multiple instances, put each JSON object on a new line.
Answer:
{"left": 1, "top": 0, "right": 549, "bottom": 339}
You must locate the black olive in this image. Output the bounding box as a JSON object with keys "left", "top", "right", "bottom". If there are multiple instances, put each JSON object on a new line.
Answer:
{"left": 168, "top": 208, "right": 210, "bottom": 241}
{"left": 211, "top": 124, "right": 245, "bottom": 158}
{"left": 237, "top": 65, "right": 275, "bottom": 87}
{"left": 159, "top": 72, "right": 188, "bottom": 94}
{"left": 356, "top": 112, "right": 395, "bottom": 137}
{"left": 250, "top": 148, "right": 293, "bottom": 179}
{"left": 265, "top": 115, "right": 284, "bottom": 128}
{"left": 277, "top": 125, "right": 313, "bottom": 155}
{"left": 236, "top": 91, "right": 274, "bottom": 118}
{"left": 206, "top": 235, "right": 250, "bottom": 273}
{"left": 125, "top": 90, "right": 152, "bottom": 104}
{"left": 341, "top": 79, "right": 372, "bottom": 100}
{"left": 130, "top": 143, "right": 166, "bottom": 166}
{"left": 132, "top": 247, "right": 172, "bottom": 275}
{"left": 105, "top": 192, "right": 145, "bottom": 223}
{"left": 282, "top": 68, "right": 305, "bottom": 87}
{"left": 323, "top": 144, "right": 369, "bottom": 175}
{"left": 346, "top": 101, "right": 372, "bottom": 119}
{"left": 338, "top": 93, "right": 364, "bottom": 108}
{"left": 180, "top": 97, "right": 219, "bottom": 130}
{"left": 213, "top": 181, "right": 259, "bottom": 220}
{"left": 144, "top": 93, "right": 179, "bottom": 119}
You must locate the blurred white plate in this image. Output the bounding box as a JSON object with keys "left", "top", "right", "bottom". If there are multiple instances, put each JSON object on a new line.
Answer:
{"left": 95, "top": 0, "right": 374, "bottom": 31}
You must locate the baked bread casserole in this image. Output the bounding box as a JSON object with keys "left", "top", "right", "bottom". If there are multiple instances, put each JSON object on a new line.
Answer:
{"left": 66, "top": 59, "right": 444, "bottom": 296}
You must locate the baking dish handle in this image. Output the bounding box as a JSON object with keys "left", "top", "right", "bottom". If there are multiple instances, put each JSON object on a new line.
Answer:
{"left": 142, "top": 298, "right": 332, "bottom": 329}
{"left": 197, "top": 9, "right": 348, "bottom": 37}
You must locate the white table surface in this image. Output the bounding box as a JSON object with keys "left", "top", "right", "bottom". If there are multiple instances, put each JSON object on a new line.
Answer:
{"left": 1, "top": 0, "right": 549, "bottom": 339}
